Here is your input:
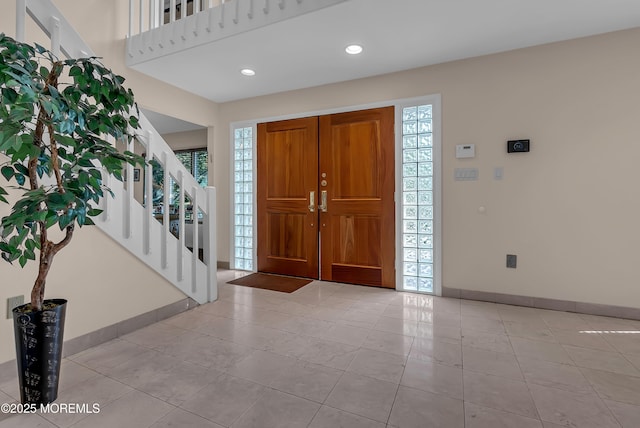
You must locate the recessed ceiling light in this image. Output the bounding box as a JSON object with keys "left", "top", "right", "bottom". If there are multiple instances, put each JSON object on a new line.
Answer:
{"left": 240, "top": 68, "right": 256, "bottom": 76}
{"left": 345, "top": 44, "right": 363, "bottom": 55}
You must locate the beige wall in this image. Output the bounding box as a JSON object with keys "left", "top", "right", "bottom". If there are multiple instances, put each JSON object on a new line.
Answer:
{"left": 163, "top": 129, "right": 208, "bottom": 151}
{"left": 214, "top": 28, "right": 640, "bottom": 308}
{"left": 0, "top": 2, "right": 219, "bottom": 364}
{"left": 0, "top": 224, "right": 186, "bottom": 363}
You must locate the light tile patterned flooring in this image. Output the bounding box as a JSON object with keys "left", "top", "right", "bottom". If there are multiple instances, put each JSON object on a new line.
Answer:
{"left": 2, "top": 270, "right": 640, "bottom": 427}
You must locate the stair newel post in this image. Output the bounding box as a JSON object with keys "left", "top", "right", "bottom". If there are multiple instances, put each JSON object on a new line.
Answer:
{"left": 143, "top": 130, "right": 153, "bottom": 255}
{"left": 177, "top": 169, "right": 185, "bottom": 281}
{"left": 205, "top": 186, "right": 217, "bottom": 302}
{"left": 191, "top": 186, "right": 199, "bottom": 294}
{"left": 161, "top": 151, "right": 169, "bottom": 269}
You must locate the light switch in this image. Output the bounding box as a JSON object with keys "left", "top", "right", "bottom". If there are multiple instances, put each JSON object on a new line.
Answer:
{"left": 454, "top": 168, "right": 479, "bottom": 181}
{"left": 494, "top": 167, "right": 503, "bottom": 180}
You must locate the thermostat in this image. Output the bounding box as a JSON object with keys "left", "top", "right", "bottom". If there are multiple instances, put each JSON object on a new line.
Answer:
{"left": 507, "top": 139, "right": 530, "bottom": 153}
{"left": 456, "top": 144, "right": 475, "bottom": 159}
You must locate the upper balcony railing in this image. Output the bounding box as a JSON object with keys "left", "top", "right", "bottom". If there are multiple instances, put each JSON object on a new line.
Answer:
{"left": 125, "top": 0, "right": 345, "bottom": 64}
{"left": 129, "top": 0, "right": 231, "bottom": 37}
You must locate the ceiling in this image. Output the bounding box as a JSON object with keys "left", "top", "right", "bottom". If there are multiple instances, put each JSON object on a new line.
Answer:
{"left": 140, "top": 107, "right": 204, "bottom": 135}
{"left": 131, "top": 0, "right": 640, "bottom": 103}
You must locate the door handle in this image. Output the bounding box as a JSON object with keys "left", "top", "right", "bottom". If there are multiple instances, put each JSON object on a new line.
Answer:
{"left": 308, "top": 191, "right": 315, "bottom": 212}
{"left": 319, "top": 190, "right": 328, "bottom": 212}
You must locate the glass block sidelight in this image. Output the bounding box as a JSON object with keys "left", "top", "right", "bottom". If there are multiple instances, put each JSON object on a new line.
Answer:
{"left": 233, "top": 126, "right": 254, "bottom": 271}
{"left": 402, "top": 104, "right": 434, "bottom": 293}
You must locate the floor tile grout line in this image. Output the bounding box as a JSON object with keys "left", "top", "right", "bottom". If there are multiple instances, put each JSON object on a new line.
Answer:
{"left": 508, "top": 327, "right": 626, "bottom": 427}
{"left": 385, "top": 374, "right": 402, "bottom": 426}
{"left": 460, "top": 328, "right": 466, "bottom": 428}
{"left": 508, "top": 333, "right": 542, "bottom": 423}
{"left": 600, "top": 395, "right": 630, "bottom": 428}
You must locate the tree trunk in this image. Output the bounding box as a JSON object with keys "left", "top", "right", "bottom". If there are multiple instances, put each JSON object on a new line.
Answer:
{"left": 31, "top": 243, "right": 54, "bottom": 312}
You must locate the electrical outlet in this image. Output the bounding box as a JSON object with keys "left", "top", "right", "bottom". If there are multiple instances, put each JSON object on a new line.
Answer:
{"left": 506, "top": 254, "right": 517, "bottom": 269}
{"left": 6, "top": 295, "right": 24, "bottom": 319}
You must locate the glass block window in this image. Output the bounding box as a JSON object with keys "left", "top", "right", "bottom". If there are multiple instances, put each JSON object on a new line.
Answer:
{"left": 233, "top": 127, "right": 254, "bottom": 271}
{"left": 402, "top": 105, "right": 434, "bottom": 292}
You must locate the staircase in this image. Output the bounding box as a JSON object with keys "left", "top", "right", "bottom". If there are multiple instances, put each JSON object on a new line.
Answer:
{"left": 16, "top": 0, "right": 218, "bottom": 304}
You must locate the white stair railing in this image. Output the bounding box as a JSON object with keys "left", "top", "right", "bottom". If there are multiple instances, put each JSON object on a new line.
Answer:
{"left": 16, "top": 0, "right": 218, "bottom": 304}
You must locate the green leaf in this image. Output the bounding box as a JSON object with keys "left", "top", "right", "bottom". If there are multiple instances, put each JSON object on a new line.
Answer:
{"left": 45, "top": 215, "right": 57, "bottom": 228}
{"left": 1, "top": 226, "right": 12, "bottom": 239}
{"left": 1, "top": 166, "right": 13, "bottom": 181}
{"left": 1, "top": 88, "right": 18, "bottom": 103}
{"left": 14, "top": 163, "right": 28, "bottom": 176}
{"left": 25, "top": 239, "right": 36, "bottom": 251}
{"left": 24, "top": 248, "right": 35, "bottom": 260}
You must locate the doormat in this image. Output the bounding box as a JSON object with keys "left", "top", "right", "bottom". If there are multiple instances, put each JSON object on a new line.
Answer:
{"left": 227, "top": 273, "right": 313, "bottom": 293}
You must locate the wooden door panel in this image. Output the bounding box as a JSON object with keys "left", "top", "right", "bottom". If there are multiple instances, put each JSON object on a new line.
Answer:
{"left": 257, "top": 117, "right": 319, "bottom": 278}
{"left": 319, "top": 107, "right": 395, "bottom": 288}
{"left": 267, "top": 212, "right": 306, "bottom": 260}
{"left": 329, "top": 214, "right": 383, "bottom": 286}
{"left": 332, "top": 215, "right": 382, "bottom": 266}
{"left": 329, "top": 122, "right": 380, "bottom": 199}
{"left": 266, "top": 129, "right": 306, "bottom": 198}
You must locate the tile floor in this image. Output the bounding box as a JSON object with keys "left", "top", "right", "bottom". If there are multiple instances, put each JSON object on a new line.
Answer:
{"left": 2, "top": 270, "right": 640, "bottom": 427}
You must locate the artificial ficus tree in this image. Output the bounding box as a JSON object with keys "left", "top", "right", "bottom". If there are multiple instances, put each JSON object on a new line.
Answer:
{"left": 0, "top": 34, "right": 144, "bottom": 311}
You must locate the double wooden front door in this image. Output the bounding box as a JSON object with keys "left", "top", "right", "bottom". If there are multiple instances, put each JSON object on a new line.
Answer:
{"left": 257, "top": 107, "right": 395, "bottom": 288}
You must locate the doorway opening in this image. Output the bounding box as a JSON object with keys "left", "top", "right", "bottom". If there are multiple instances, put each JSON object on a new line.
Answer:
{"left": 256, "top": 107, "right": 395, "bottom": 288}
{"left": 231, "top": 95, "right": 440, "bottom": 294}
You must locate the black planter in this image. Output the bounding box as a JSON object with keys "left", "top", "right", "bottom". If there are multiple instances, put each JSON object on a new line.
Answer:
{"left": 12, "top": 299, "right": 67, "bottom": 405}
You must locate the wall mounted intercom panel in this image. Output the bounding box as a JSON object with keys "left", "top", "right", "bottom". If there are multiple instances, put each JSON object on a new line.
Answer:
{"left": 507, "top": 139, "right": 530, "bottom": 153}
